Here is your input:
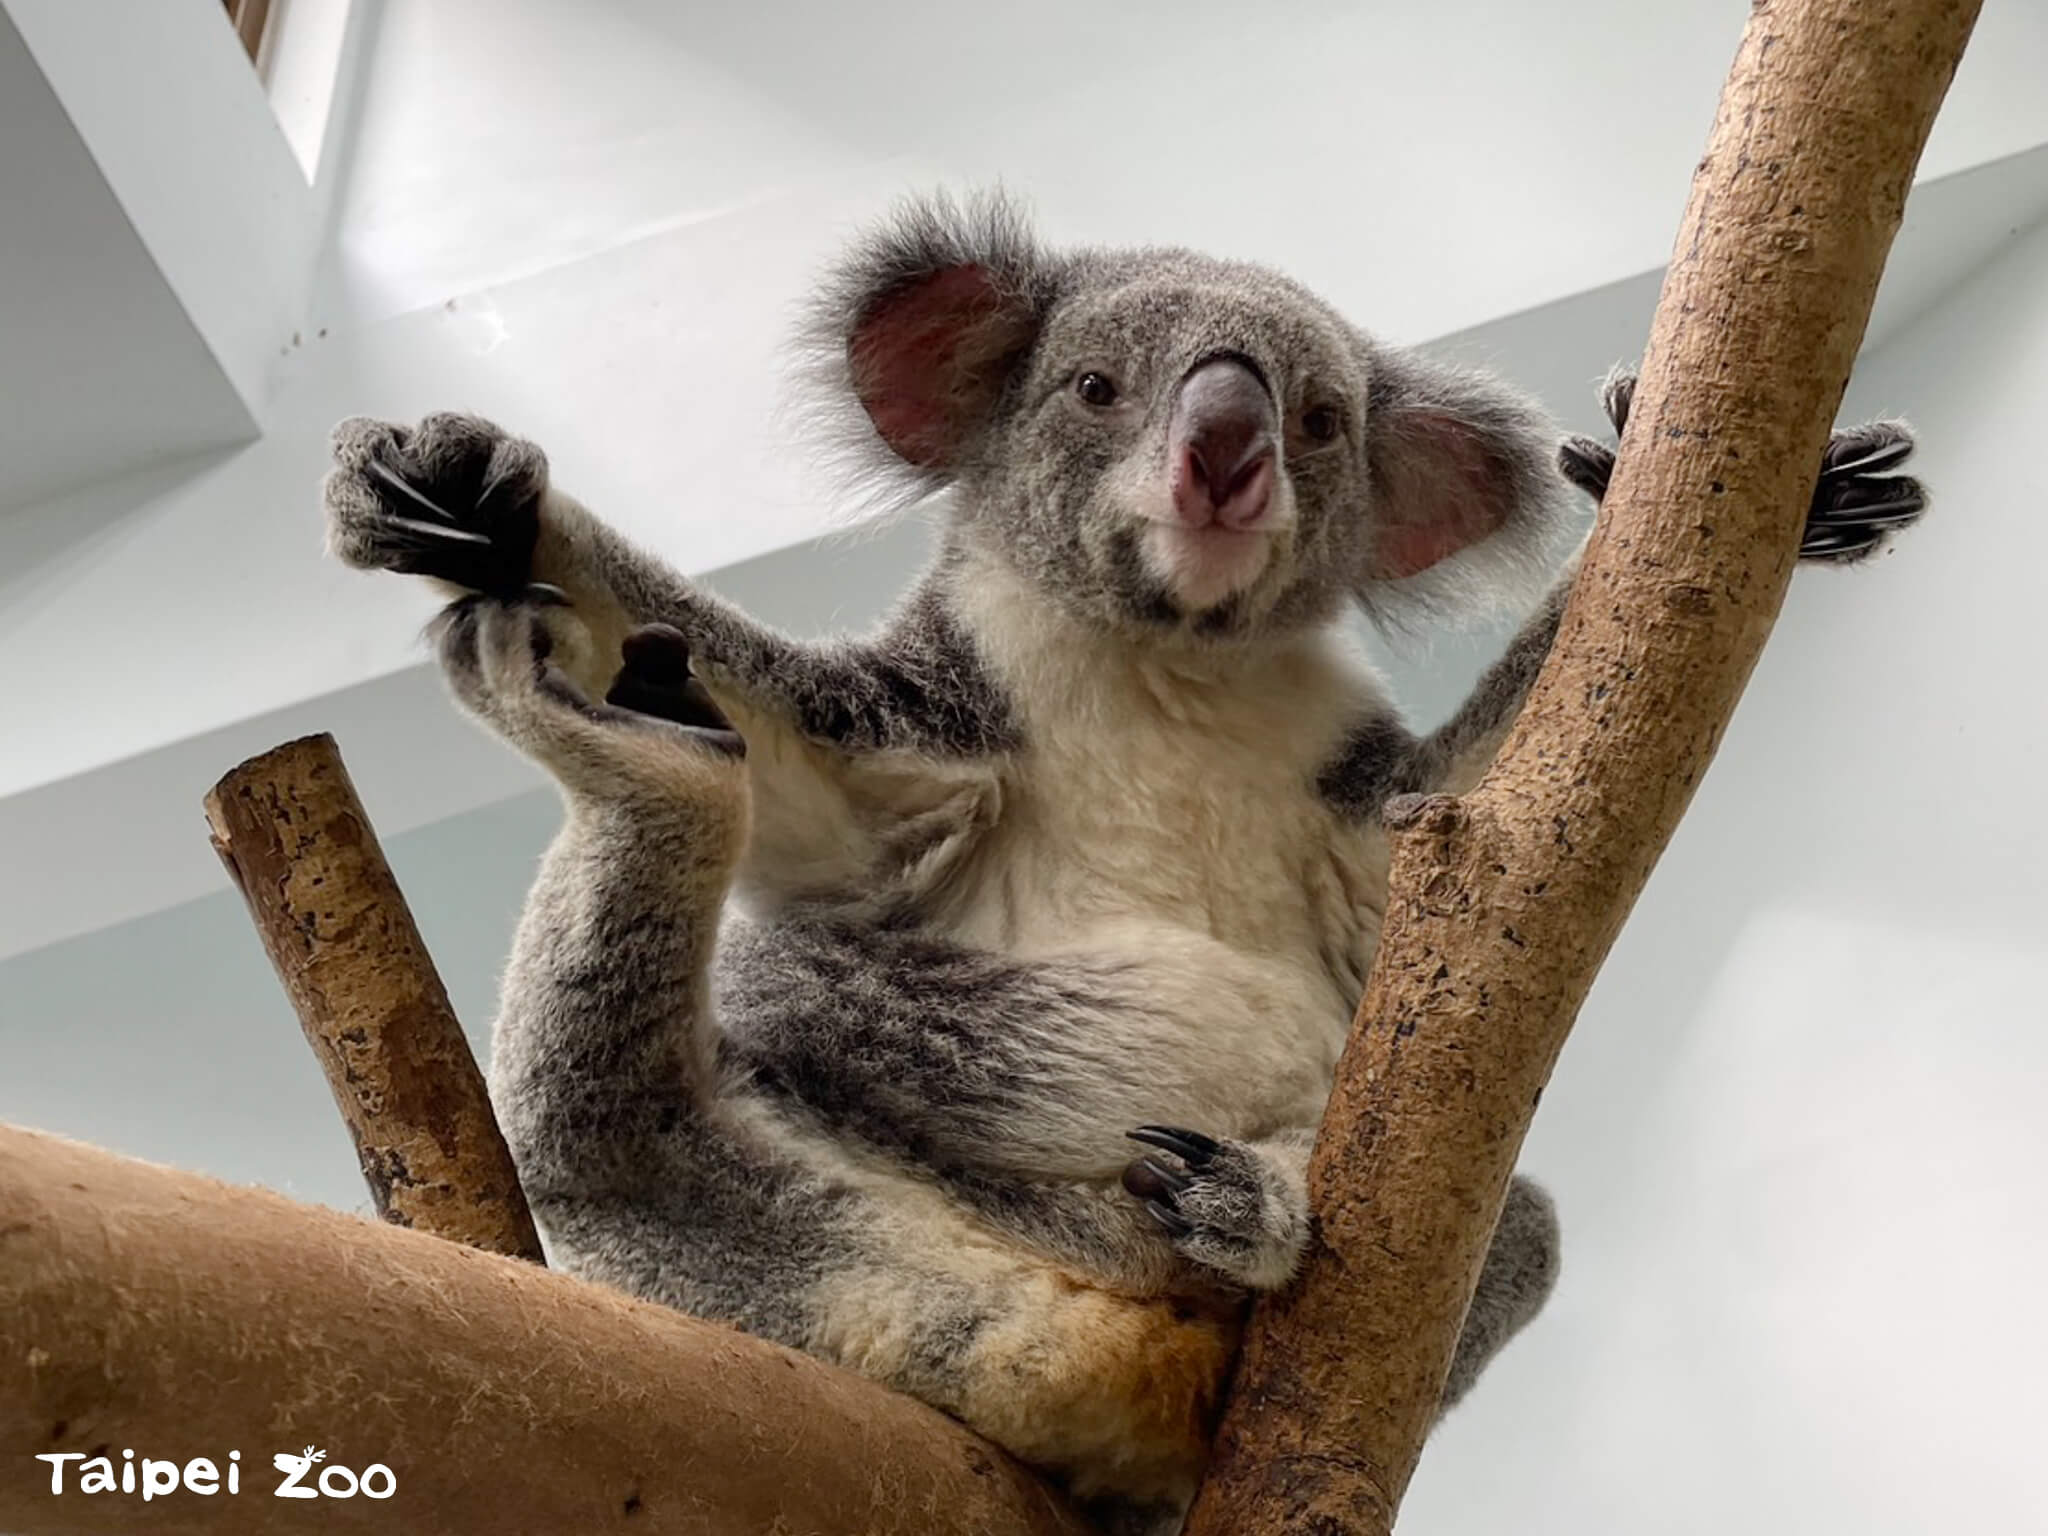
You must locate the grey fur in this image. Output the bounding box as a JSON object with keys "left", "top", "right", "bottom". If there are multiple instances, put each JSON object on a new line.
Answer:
{"left": 323, "top": 191, "right": 1926, "bottom": 1529}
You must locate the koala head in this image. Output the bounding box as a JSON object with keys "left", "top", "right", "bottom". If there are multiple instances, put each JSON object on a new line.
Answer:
{"left": 809, "top": 192, "right": 1573, "bottom": 645}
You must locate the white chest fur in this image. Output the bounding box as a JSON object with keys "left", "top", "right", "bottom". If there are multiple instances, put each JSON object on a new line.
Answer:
{"left": 941, "top": 562, "right": 1397, "bottom": 1125}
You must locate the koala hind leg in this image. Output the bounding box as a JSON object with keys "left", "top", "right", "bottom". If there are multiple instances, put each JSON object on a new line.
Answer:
{"left": 440, "top": 598, "right": 785, "bottom": 1315}
{"left": 435, "top": 596, "right": 747, "bottom": 810}
{"left": 1440, "top": 1174, "right": 1560, "bottom": 1414}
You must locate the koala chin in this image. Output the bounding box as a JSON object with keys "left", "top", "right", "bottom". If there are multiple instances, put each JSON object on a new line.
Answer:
{"left": 323, "top": 190, "right": 1927, "bottom": 1531}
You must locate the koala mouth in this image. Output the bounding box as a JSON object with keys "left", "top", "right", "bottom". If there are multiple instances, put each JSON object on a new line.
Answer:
{"left": 1139, "top": 520, "right": 1276, "bottom": 611}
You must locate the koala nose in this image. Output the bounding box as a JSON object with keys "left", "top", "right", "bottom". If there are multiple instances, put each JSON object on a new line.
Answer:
{"left": 1170, "top": 359, "right": 1277, "bottom": 531}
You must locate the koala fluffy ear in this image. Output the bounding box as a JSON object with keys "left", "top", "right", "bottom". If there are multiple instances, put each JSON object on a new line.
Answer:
{"left": 1359, "top": 343, "right": 1578, "bottom": 618}
{"left": 820, "top": 192, "right": 1050, "bottom": 476}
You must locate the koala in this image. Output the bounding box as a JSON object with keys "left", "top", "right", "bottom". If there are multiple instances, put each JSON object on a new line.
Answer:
{"left": 323, "top": 194, "right": 1924, "bottom": 1532}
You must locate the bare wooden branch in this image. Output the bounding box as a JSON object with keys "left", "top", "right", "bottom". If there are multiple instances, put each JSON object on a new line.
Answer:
{"left": 1182, "top": 3, "right": 1982, "bottom": 1531}
{"left": 0, "top": 1124, "right": 1090, "bottom": 1536}
{"left": 204, "top": 733, "right": 542, "bottom": 1263}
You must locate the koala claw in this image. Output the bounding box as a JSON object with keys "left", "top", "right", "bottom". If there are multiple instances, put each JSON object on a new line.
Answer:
{"left": 1127, "top": 1156, "right": 1192, "bottom": 1198}
{"left": 1120, "top": 1125, "right": 1308, "bottom": 1292}
{"left": 1139, "top": 1195, "right": 1194, "bottom": 1238}
{"left": 366, "top": 456, "right": 467, "bottom": 524}
{"left": 1126, "top": 1125, "right": 1222, "bottom": 1165}
{"left": 1822, "top": 426, "right": 1916, "bottom": 480}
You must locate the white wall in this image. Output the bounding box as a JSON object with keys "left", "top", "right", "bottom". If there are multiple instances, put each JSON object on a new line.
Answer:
{"left": 0, "top": 793, "right": 551, "bottom": 1214}
{"left": 1406, "top": 218, "right": 2048, "bottom": 1535}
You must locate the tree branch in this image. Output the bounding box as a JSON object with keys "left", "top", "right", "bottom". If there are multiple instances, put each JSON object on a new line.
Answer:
{"left": 0, "top": 1124, "right": 1090, "bottom": 1535}
{"left": 1181, "top": 2, "right": 1982, "bottom": 1530}
{"left": 205, "top": 733, "right": 542, "bottom": 1262}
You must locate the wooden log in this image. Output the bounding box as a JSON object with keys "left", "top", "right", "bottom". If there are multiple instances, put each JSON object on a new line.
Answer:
{"left": 1180, "top": 2, "right": 1982, "bottom": 1532}
{"left": 203, "top": 733, "right": 542, "bottom": 1263}
{"left": 0, "top": 1123, "right": 1089, "bottom": 1535}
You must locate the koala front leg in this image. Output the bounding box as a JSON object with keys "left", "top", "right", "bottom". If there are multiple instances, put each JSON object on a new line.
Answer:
{"left": 1423, "top": 384, "right": 1928, "bottom": 794}
{"left": 1325, "top": 376, "right": 1930, "bottom": 815}
{"left": 326, "top": 413, "right": 1011, "bottom": 902}
{"left": 327, "top": 412, "right": 788, "bottom": 701}
{"left": 1118, "top": 1126, "right": 1560, "bottom": 1397}
{"left": 1558, "top": 369, "right": 1928, "bottom": 564}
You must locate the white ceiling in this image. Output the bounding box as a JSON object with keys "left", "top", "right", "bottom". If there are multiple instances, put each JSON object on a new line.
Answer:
{"left": 0, "top": 10, "right": 255, "bottom": 512}
{"left": 1, "top": 0, "right": 2045, "bottom": 958}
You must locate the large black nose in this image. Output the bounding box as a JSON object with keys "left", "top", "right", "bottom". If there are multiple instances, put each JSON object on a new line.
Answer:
{"left": 1170, "top": 359, "right": 1278, "bottom": 531}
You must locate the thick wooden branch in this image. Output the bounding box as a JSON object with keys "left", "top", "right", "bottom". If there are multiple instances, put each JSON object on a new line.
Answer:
{"left": 1182, "top": 2, "right": 1981, "bottom": 1531}
{"left": 204, "top": 733, "right": 542, "bottom": 1262}
{"left": 0, "top": 1124, "right": 1090, "bottom": 1535}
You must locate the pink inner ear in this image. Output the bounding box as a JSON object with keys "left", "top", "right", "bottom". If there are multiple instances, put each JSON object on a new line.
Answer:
{"left": 849, "top": 265, "right": 1005, "bottom": 469}
{"left": 1370, "top": 409, "right": 1517, "bottom": 580}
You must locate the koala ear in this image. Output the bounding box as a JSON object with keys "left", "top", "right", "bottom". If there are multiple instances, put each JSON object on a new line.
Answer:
{"left": 1359, "top": 344, "right": 1577, "bottom": 616}
{"left": 821, "top": 191, "right": 1049, "bottom": 475}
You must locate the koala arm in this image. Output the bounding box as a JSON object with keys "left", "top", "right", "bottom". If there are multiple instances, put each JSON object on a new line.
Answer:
{"left": 1322, "top": 371, "right": 1928, "bottom": 819}
{"left": 326, "top": 413, "right": 1015, "bottom": 903}
{"left": 541, "top": 502, "right": 1019, "bottom": 909}
{"left": 532, "top": 491, "right": 1014, "bottom": 758}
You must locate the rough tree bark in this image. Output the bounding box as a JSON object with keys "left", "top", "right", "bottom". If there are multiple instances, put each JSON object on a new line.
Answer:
{"left": 204, "top": 733, "right": 542, "bottom": 1262}
{"left": 0, "top": 1125, "right": 1090, "bottom": 1536}
{"left": 1179, "top": 2, "right": 1981, "bottom": 1533}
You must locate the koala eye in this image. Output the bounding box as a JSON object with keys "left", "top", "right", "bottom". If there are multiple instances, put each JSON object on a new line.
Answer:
{"left": 1301, "top": 404, "right": 1342, "bottom": 443}
{"left": 1075, "top": 372, "right": 1120, "bottom": 408}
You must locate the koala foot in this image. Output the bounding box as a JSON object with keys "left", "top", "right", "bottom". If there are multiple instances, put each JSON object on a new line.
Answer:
{"left": 605, "top": 624, "right": 741, "bottom": 736}
{"left": 1556, "top": 369, "right": 1927, "bottom": 564}
{"left": 325, "top": 411, "right": 549, "bottom": 593}
{"left": 436, "top": 595, "right": 746, "bottom": 811}
{"left": 1121, "top": 1126, "right": 1309, "bottom": 1292}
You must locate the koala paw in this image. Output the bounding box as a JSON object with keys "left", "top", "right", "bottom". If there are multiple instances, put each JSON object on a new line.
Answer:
{"left": 325, "top": 411, "right": 549, "bottom": 593}
{"left": 1556, "top": 369, "right": 1927, "bottom": 564}
{"left": 1797, "top": 421, "right": 1926, "bottom": 563}
{"left": 1121, "top": 1126, "right": 1308, "bottom": 1292}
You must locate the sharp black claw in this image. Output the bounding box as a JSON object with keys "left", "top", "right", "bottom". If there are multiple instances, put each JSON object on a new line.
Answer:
{"left": 1144, "top": 1199, "right": 1193, "bottom": 1238}
{"left": 476, "top": 463, "right": 522, "bottom": 509}
{"left": 1127, "top": 1126, "right": 1222, "bottom": 1166}
{"left": 1822, "top": 435, "right": 1915, "bottom": 479}
{"left": 1813, "top": 487, "right": 1925, "bottom": 521}
{"left": 1812, "top": 503, "right": 1924, "bottom": 531}
{"left": 368, "top": 458, "right": 464, "bottom": 523}
{"left": 1800, "top": 530, "right": 1887, "bottom": 561}
{"left": 1601, "top": 370, "right": 1637, "bottom": 434}
{"left": 1141, "top": 1156, "right": 1192, "bottom": 1196}
{"left": 381, "top": 513, "right": 491, "bottom": 548}
{"left": 1558, "top": 437, "right": 1615, "bottom": 498}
